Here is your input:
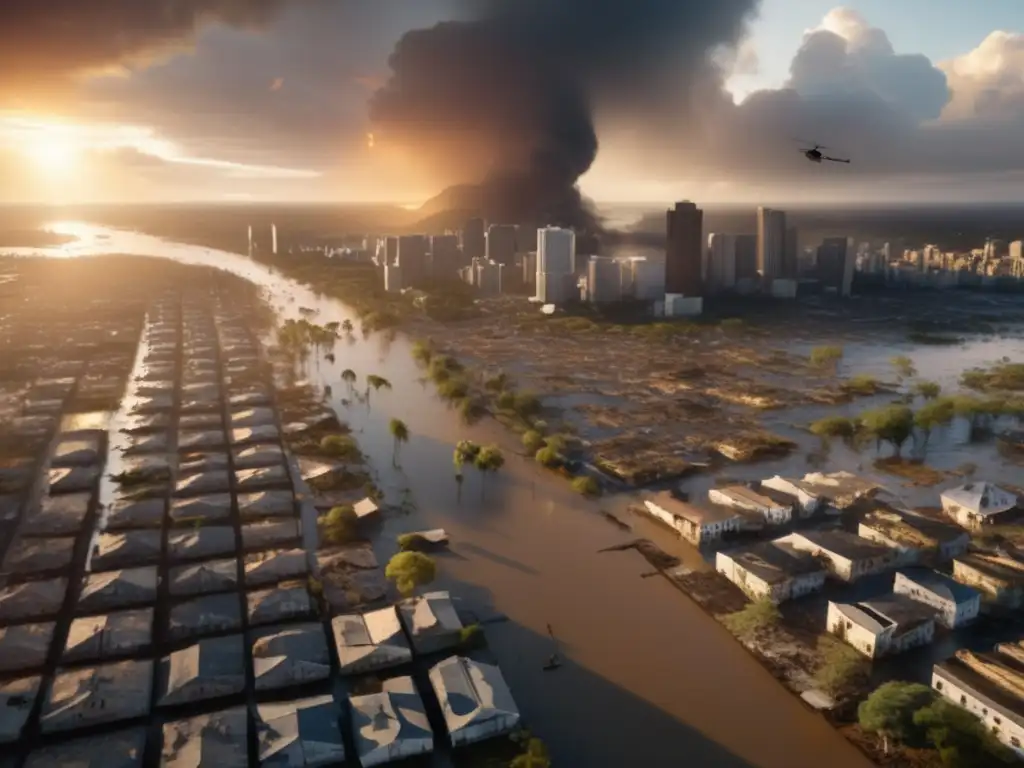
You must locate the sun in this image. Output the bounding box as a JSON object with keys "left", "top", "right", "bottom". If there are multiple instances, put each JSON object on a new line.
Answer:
{"left": 24, "top": 135, "right": 79, "bottom": 176}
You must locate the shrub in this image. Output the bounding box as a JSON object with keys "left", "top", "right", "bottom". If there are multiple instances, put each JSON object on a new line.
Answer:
{"left": 496, "top": 390, "right": 516, "bottom": 410}
{"left": 815, "top": 635, "right": 869, "bottom": 698}
{"left": 535, "top": 446, "right": 563, "bottom": 468}
{"left": 320, "top": 505, "right": 358, "bottom": 545}
{"left": 320, "top": 434, "right": 361, "bottom": 460}
{"left": 810, "top": 415, "right": 857, "bottom": 438}
{"left": 809, "top": 345, "right": 844, "bottom": 371}
{"left": 521, "top": 430, "right": 545, "bottom": 453}
{"left": 385, "top": 551, "right": 437, "bottom": 597}
{"left": 571, "top": 476, "right": 601, "bottom": 497}
{"left": 513, "top": 391, "right": 542, "bottom": 418}
{"left": 458, "top": 624, "right": 486, "bottom": 650}
{"left": 721, "top": 598, "right": 780, "bottom": 641}
{"left": 914, "top": 380, "right": 941, "bottom": 399}
{"left": 397, "top": 533, "right": 429, "bottom": 552}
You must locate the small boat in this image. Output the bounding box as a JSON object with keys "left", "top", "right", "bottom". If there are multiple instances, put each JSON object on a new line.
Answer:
{"left": 542, "top": 654, "right": 562, "bottom": 672}
{"left": 998, "top": 430, "right": 1024, "bottom": 451}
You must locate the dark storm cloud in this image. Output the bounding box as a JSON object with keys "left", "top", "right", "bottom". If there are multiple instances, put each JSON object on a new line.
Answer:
{"left": 0, "top": 1, "right": 300, "bottom": 103}
{"left": 369, "top": 0, "right": 759, "bottom": 227}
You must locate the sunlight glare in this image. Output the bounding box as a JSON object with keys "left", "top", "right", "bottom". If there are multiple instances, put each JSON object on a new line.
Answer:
{"left": 25, "top": 135, "right": 79, "bottom": 177}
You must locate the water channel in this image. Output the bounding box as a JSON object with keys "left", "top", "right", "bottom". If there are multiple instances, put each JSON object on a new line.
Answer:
{"left": 9, "top": 221, "right": 910, "bottom": 768}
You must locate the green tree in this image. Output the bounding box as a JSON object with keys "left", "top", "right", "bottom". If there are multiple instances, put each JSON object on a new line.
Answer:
{"left": 320, "top": 505, "right": 358, "bottom": 545}
{"left": 721, "top": 598, "right": 780, "bottom": 641}
{"left": 389, "top": 418, "right": 409, "bottom": 467}
{"left": 915, "top": 380, "right": 941, "bottom": 400}
{"left": 320, "top": 434, "right": 360, "bottom": 460}
{"left": 810, "top": 415, "right": 857, "bottom": 439}
{"left": 474, "top": 444, "right": 505, "bottom": 500}
{"left": 814, "top": 636, "right": 870, "bottom": 700}
{"left": 510, "top": 738, "right": 552, "bottom": 768}
{"left": 341, "top": 318, "right": 354, "bottom": 334}
{"left": 572, "top": 476, "right": 601, "bottom": 497}
{"left": 522, "top": 430, "right": 545, "bottom": 453}
{"left": 385, "top": 551, "right": 437, "bottom": 597}
{"left": 858, "top": 681, "right": 936, "bottom": 755}
{"left": 365, "top": 374, "right": 392, "bottom": 400}
{"left": 914, "top": 397, "right": 956, "bottom": 448}
{"left": 913, "top": 698, "right": 1016, "bottom": 767}
{"left": 860, "top": 405, "right": 915, "bottom": 458}
{"left": 809, "top": 345, "right": 844, "bottom": 373}
{"left": 890, "top": 355, "right": 917, "bottom": 379}
{"left": 535, "top": 446, "right": 563, "bottom": 468}
{"left": 341, "top": 368, "right": 357, "bottom": 394}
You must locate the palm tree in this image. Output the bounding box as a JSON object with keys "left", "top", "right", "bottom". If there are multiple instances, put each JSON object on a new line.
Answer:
{"left": 365, "top": 374, "right": 392, "bottom": 404}
{"left": 389, "top": 418, "right": 409, "bottom": 467}
{"left": 341, "top": 369, "right": 357, "bottom": 395}
{"left": 452, "top": 440, "right": 478, "bottom": 504}
{"left": 474, "top": 444, "right": 505, "bottom": 501}
{"left": 341, "top": 318, "right": 354, "bottom": 334}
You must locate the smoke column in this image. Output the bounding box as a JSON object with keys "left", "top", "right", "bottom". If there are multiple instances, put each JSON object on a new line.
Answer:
{"left": 370, "top": 0, "right": 759, "bottom": 231}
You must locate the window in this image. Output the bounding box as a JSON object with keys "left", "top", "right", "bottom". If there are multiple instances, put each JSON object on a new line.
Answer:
{"left": 1011, "top": 737, "right": 1020, "bottom": 748}
{"left": 983, "top": 708, "right": 988, "bottom": 716}
{"left": 936, "top": 682, "right": 943, "bottom": 691}
{"left": 961, "top": 695, "right": 967, "bottom": 705}
{"left": 995, "top": 717, "right": 1002, "bottom": 726}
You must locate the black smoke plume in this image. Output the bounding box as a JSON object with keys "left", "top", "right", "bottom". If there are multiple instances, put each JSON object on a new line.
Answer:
{"left": 371, "top": 0, "right": 759, "bottom": 233}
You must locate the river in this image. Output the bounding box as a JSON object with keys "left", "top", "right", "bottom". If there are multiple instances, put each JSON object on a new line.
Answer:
{"left": 10, "top": 221, "right": 875, "bottom": 768}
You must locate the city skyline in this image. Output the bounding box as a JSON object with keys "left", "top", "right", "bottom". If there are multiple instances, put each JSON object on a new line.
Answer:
{"left": 0, "top": 2, "right": 1021, "bottom": 205}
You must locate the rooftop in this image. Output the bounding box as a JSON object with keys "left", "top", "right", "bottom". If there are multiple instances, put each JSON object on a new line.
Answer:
{"left": 722, "top": 540, "right": 826, "bottom": 585}
{"left": 399, "top": 591, "right": 463, "bottom": 638}
{"left": 350, "top": 676, "right": 433, "bottom": 766}
{"left": 255, "top": 695, "right": 345, "bottom": 768}
{"left": 332, "top": 606, "right": 412, "bottom": 675}
{"left": 713, "top": 485, "right": 786, "bottom": 509}
{"left": 647, "top": 492, "right": 739, "bottom": 526}
{"left": 429, "top": 656, "right": 520, "bottom": 740}
{"left": 956, "top": 553, "right": 1024, "bottom": 584}
{"left": 942, "top": 482, "right": 1019, "bottom": 517}
{"left": 787, "top": 529, "right": 893, "bottom": 562}
{"left": 23, "top": 727, "right": 147, "bottom": 768}
{"left": 252, "top": 623, "right": 331, "bottom": 691}
{"left": 162, "top": 707, "right": 248, "bottom": 768}
{"left": 935, "top": 654, "right": 1024, "bottom": 731}
{"left": 40, "top": 659, "right": 153, "bottom": 733}
{"left": 861, "top": 509, "right": 967, "bottom": 548}
{"left": 896, "top": 568, "right": 980, "bottom": 606}
{"left": 159, "top": 635, "right": 246, "bottom": 706}
{"left": 831, "top": 593, "right": 936, "bottom": 637}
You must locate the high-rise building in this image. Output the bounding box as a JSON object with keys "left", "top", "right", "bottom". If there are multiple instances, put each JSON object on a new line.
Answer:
{"left": 587, "top": 256, "right": 621, "bottom": 304}
{"left": 430, "top": 234, "right": 461, "bottom": 280}
{"left": 756, "top": 207, "right": 786, "bottom": 281}
{"left": 628, "top": 257, "right": 666, "bottom": 301}
{"left": 474, "top": 261, "right": 503, "bottom": 295}
{"left": 462, "top": 218, "right": 486, "bottom": 261}
{"left": 665, "top": 201, "right": 703, "bottom": 295}
{"left": 384, "top": 264, "right": 403, "bottom": 293}
{"left": 398, "top": 235, "right": 429, "bottom": 286}
{"left": 816, "top": 237, "right": 850, "bottom": 295}
{"left": 706, "top": 233, "right": 737, "bottom": 292}
{"left": 783, "top": 226, "right": 799, "bottom": 278}
{"left": 486, "top": 224, "right": 517, "bottom": 266}
{"left": 535, "top": 227, "right": 576, "bottom": 304}
{"left": 734, "top": 234, "right": 757, "bottom": 280}
{"left": 522, "top": 252, "right": 537, "bottom": 286}
{"left": 385, "top": 236, "right": 399, "bottom": 265}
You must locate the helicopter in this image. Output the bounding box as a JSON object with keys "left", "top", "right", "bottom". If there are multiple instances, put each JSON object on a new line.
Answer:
{"left": 795, "top": 139, "right": 850, "bottom": 164}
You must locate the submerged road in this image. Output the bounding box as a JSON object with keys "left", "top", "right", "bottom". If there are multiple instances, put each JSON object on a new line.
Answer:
{"left": 14, "top": 221, "right": 873, "bottom": 768}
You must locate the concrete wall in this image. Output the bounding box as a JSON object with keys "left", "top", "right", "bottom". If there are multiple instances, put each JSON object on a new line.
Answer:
{"left": 932, "top": 670, "right": 1024, "bottom": 758}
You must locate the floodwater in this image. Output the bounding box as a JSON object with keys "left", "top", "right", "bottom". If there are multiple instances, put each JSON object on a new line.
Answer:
{"left": 10, "top": 221, "right": 883, "bottom": 767}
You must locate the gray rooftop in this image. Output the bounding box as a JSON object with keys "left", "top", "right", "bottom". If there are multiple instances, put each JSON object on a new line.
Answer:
{"left": 162, "top": 707, "right": 249, "bottom": 768}
{"left": 40, "top": 659, "right": 153, "bottom": 733}
{"left": 332, "top": 606, "right": 412, "bottom": 675}
{"left": 896, "top": 568, "right": 980, "bottom": 606}
{"left": 255, "top": 695, "right": 345, "bottom": 767}
{"left": 350, "top": 676, "right": 434, "bottom": 766}
{"left": 791, "top": 529, "right": 893, "bottom": 562}
{"left": 252, "top": 623, "right": 331, "bottom": 691}
{"left": 647, "top": 492, "right": 739, "bottom": 526}
{"left": 429, "top": 656, "right": 520, "bottom": 742}
{"left": 722, "top": 540, "right": 825, "bottom": 585}
{"left": 23, "top": 727, "right": 147, "bottom": 768}
{"left": 159, "top": 635, "right": 246, "bottom": 707}
{"left": 831, "top": 593, "right": 936, "bottom": 637}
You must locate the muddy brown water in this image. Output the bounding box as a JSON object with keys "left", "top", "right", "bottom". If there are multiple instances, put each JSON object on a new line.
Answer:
{"left": 30, "top": 221, "right": 1019, "bottom": 767}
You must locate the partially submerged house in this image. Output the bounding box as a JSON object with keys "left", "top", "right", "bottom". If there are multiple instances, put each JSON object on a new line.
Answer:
{"left": 827, "top": 594, "right": 936, "bottom": 658}
{"left": 776, "top": 529, "right": 897, "bottom": 582}
{"left": 932, "top": 644, "right": 1024, "bottom": 759}
{"left": 858, "top": 509, "right": 970, "bottom": 566}
{"left": 953, "top": 553, "right": 1024, "bottom": 608}
{"left": 398, "top": 591, "right": 463, "bottom": 655}
{"left": 158, "top": 634, "right": 246, "bottom": 706}
{"left": 23, "top": 727, "right": 147, "bottom": 768}
{"left": 332, "top": 606, "right": 412, "bottom": 675}
{"left": 350, "top": 676, "right": 434, "bottom": 766}
{"left": 40, "top": 659, "right": 154, "bottom": 733}
{"left": 162, "top": 707, "right": 249, "bottom": 768}
{"left": 941, "top": 482, "right": 1019, "bottom": 530}
{"left": 353, "top": 497, "right": 380, "bottom": 521}
{"left": 715, "top": 540, "right": 826, "bottom": 604}
{"left": 761, "top": 475, "right": 826, "bottom": 517}
{"left": 893, "top": 569, "right": 981, "bottom": 629}
{"left": 255, "top": 695, "right": 346, "bottom": 767}
{"left": 801, "top": 471, "right": 879, "bottom": 509}
{"left": 429, "top": 656, "right": 521, "bottom": 747}
{"left": 643, "top": 492, "right": 742, "bottom": 545}
{"left": 252, "top": 623, "right": 331, "bottom": 691}
{"left": 708, "top": 485, "right": 792, "bottom": 525}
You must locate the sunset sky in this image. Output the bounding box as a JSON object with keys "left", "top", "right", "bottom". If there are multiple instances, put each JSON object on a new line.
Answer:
{"left": 1, "top": 1, "right": 1022, "bottom": 205}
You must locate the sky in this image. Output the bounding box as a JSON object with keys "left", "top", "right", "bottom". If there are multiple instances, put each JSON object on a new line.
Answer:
{"left": 0, "top": 0, "right": 1022, "bottom": 206}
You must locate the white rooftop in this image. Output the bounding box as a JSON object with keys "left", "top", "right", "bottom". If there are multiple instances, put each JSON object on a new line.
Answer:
{"left": 941, "top": 482, "right": 1018, "bottom": 517}
{"left": 429, "top": 656, "right": 520, "bottom": 746}
{"left": 350, "top": 676, "right": 434, "bottom": 767}
{"left": 331, "top": 606, "right": 411, "bottom": 675}
{"left": 255, "top": 695, "right": 345, "bottom": 767}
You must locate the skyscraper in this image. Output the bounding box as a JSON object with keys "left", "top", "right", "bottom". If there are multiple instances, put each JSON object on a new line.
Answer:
{"left": 706, "top": 233, "right": 737, "bottom": 292}
{"left": 734, "top": 234, "right": 757, "bottom": 280}
{"left": 462, "top": 218, "right": 486, "bottom": 261}
{"left": 756, "top": 207, "right": 786, "bottom": 281}
{"left": 587, "top": 256, "right": 621, "bottom": 304}
{"left": 816, "top": 237, "right": 850, "bottom": 295}
{"left": 398, "top": 235, "right": 429, "bottom": 286}
{"left": 665, "top": 201, "right": 703, "bottom": 296}
{"left": 783, "top": 226, "right": 799, "bottom": 278}
{"left": 430, "top": 234, "right": 461, "bottom": 280}
{"left": 485, "top": 224, "right": 517, "bottom": 266}
{"left": 536, "top": 227, "right": 576, "bottom": 304}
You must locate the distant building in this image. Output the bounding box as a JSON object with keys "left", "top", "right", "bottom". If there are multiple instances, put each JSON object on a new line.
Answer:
{"left": 536, "top": 227, "right": 576, "bottom": 304}
{"left": 776, "top": 530, "right": 897, "bottom": 582}
{"left": 756, "top": 207, "right": 786, "bottom": 282}
{"left": 485, "top": 224, "right": 517, "bottom": 266}
{"left": 735, "top": 234, "right": 757, "bottom": 281}
{"left": 893, "top": 569, "right": 981, "bottom": 629}
{"left": 665, "top": 201, "right": 703, "bottom": 296}
{"left": 953, "top": 553, "right": 1024, "bottom": 608}
{"left": 429, "top": 656, "right": 520, "bottom": 747}
{"left": 800, "top": 471, "right": 879, "bottom": 509}
{"left": 587, "top": 256, "right": 621, "bottom": 304}
{"left": 708, "top": 485, "right": 792, "bottom": 526}
{"left": 932, "top": 646, "right": 1024, "bottom": 758}
{"left": 827, "top": 594, "right": 936, "bottom": 658}
{"left": 783, "top": 226, "right": 799, "bottom": 278}
{"left": 430, "top": 234, "right": 462, "bottom": 280}
{"left": 715, "top": 540, "right": 826, "bottom": 604}
{"left": 473, "top": 260, "right": 503, "bottom": 295}
{"left": 629, "top": 257, "right": 666, "bottom": 301}
{"left": 522, "top": 252, "right": 537, "bottom": 286}
{"left": 760, "top": 476, "right": 826, "bottom": 518}
{"left": 706, "top": 233, "right": 737, "bottom": 292}
{"left": 462, "top": 218, "right": 486, "bottom": 261}
{"left": 384, "top": 264, "right": 403, "bottom": 294}
{"left": 857, "top": 509, "right": 970, "bottom": 566}
{"left": 940, "top": 482, "right": 1019, "bottom": 530}
{"left": 385, "top": 236, "right": 399, "bottom": 265}
{"left": 643, "top": 492, "right": 741, "bottom": 545}
{"left": 816, "top": 237, "right": 851, "bottom": 295}
{"left": 398, "top": 235, "right": 429, "bottom": 286}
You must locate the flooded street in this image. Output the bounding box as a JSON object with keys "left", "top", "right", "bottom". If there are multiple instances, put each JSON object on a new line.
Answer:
{"left": 12, "top": 221, "right": 883, "bottom": 767}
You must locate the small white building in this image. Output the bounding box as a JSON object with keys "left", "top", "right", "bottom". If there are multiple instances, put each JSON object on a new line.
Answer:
{"left": 350, "top": 676, "right": 434, "bottom": 766}
{"left": 332, "top": 606, "right": 412, "bottom": 675}
{"left": 760, "top": 476, "right": 825, "bottom": 517}
{"left": 429, "top": 656, "right": 520, "bottom": 747}
{"left": 397, "top": 591, "right": 463, "bottom": 655}
{"left": 893, "top": 569, "right": 981, "bottom": 629}
{"left": 715, "top": 540, "right": 826, "bottom": 604}
{"left": 802, "top": 471, "right": 879, "bottom": 509}
{"left": 708, "top": 486, "right": 792, "bottom": 525}
{"left": 644, "top": 492, "right": 742, "bottom": 545}
{"left": 827, "top": 594, "right": 936, "bottom": 658}
{"left": 858, "top": 509, "right": 970, "bottom": 566}
{"left": 777, "top": 530, "right": 897, "bottom": 582}
{"left": 940, "top": 482, "right": 1019, "bottom": 530}
{"left": 953, "top": 553, "right": 1024, "bottom": 609}
{"left": 932, "top": 646, "right": 1024, "bottom": 759}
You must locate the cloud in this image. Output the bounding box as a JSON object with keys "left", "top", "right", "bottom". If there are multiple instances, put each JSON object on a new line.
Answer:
{"left": 940, "top": 31, "right": 1024, "bottom": 120}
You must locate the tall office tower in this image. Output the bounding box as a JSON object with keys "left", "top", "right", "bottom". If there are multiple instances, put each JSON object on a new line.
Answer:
{"left": 384, "top": 264, "right": 403, "bottom": 293}
{"left": 816, "top": 237, "right": 850, "bottom": 295}
{"left": 462, "top": 218, "right": 486, "bottom": 261}
{"left": 587, "top": 256, "right": 621, "bottom": 304}
{"left": 881, "top": 242, "right": 891, "bottom": 265}
{"left": 1010, "top": 240, "right": 1023, "bottom": 261}
{"left": 384, "top": 236, "right": 399, "bottom": 265}
{"left": 522, "top": 252, "right": 537, "bottom": 286}
{"left": 756, "top": 207, "right": 786, "bottom": 281}
{"left": 629, "top": 257, "right": 666, "bottom": 301}
{"left": 665, "top": 201, "right": 703, "bottom": 295}
{"left": 486, "top": 224, "right": 517, "bottom": 266}
{"left": 536, "top": 227, "right": 576, "bottom": 304}
{"left": 734, "top": 234, "right": 757, "bottom": 280}
{"left": 706, "top": 233, "right": 738, "bottom": 292}
{"left": 474, "top": 261, "right": 503, "bottom": 295}
{"left": 783, "top": 226, "right": 799, "bottom": 278}
{"left": 397, "top": 235, "right": 429, "bottom": 286}
{"left": 430, "top": 234, "right": 461, "bottom": 280}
